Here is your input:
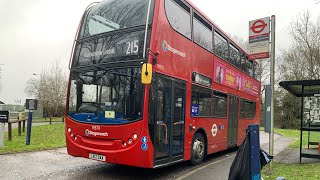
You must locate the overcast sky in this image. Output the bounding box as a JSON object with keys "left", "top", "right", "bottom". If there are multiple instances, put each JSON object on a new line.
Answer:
{"left": 0, "top": 0, "right": 319, "bottom": 104}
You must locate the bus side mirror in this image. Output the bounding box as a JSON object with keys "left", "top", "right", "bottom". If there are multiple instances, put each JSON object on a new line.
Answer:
{"left": 141, "top": 63, "right": 152, "bottom": 84}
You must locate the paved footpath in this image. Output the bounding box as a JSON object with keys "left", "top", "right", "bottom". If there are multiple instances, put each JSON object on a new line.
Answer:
{"left": 177, "top": 132, "right": 293, "bottom": 180}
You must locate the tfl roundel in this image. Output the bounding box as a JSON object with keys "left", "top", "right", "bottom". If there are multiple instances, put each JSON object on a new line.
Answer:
{"left": 249, "top": 17, "right": 270, "bottom": 37}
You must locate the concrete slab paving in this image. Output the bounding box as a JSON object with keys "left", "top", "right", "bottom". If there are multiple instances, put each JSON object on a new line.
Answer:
{"left": 275, "top": 148, "right": 320, "bottom": 164}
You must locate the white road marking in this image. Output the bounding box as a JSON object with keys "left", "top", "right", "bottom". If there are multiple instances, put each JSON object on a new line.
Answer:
{"left": 175, "top": 154, "right": 236, "bottom": 180}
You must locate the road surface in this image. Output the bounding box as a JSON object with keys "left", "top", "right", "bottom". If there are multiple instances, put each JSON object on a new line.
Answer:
{"left": 0, "top": 131, "right": 282, "bottom": 180}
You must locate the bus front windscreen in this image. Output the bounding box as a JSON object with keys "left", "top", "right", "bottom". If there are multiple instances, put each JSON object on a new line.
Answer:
{"left": 68, "top": 68, "right": 143, "bottom": 124}
{"left": 72, "top": 0, "right": 153, "bottom": 68}
{"left": 81, "top": 0, "right": 150, "bottom": 38}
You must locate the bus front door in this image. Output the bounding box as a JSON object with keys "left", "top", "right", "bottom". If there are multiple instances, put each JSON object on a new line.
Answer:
{"left": 228, "top": 95, "right": 239, "bottom": 148}
{"left": 150, "top": 75, "right": 186, "bottom": 166}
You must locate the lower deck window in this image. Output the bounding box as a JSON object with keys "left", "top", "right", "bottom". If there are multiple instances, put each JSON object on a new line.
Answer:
{"left": 240, "top": 98, "right": 256, "bottom": 119}
{"left": 191, "top": 85, "right": 211, "bottom": 117}
{"left": 212, "top": 91, "right": 227, "bottom": 118}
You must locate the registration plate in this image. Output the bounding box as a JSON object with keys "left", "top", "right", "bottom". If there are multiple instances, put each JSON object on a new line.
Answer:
{"left": 89, "top": 153, "right": 106, "bottom": 161}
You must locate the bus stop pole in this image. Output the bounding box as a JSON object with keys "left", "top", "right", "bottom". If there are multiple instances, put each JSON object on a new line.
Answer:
{"left": 269, "top": 15, "right": 276, "bottom": 171}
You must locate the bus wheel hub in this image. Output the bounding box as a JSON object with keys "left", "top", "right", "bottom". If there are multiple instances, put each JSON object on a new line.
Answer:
{"left": 193, "top": 139, "right": 204, "bottom": 158}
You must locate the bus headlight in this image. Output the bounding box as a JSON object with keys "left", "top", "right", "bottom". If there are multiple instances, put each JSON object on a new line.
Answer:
{"left": 128, "top": 138, "right": 133, "bottom": 144}
{"left": 133, "top": 134, "right": 138, "bottom": 140}
{"left": 122, "top": 141, "right": 127, "bottom": 147}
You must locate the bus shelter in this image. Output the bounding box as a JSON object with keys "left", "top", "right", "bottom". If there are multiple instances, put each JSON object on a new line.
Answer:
{"left": 279, "top": 80, "right": 320, "bottom": 163}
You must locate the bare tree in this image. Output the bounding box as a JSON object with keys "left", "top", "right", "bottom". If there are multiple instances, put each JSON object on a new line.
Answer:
{"left": 280, "top": 11, "right": 320, "bottom": 80}
{"left": 230, "top": 34, "right": 249, "bottom": 51}
{"left": 275, "top": 11, "right": 320, "bottom": 129}
{"left": 25, "top": 60, "right": 68, "bottom": 117}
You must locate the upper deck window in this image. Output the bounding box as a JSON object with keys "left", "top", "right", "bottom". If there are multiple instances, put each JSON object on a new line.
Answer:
{"left": 193, "top": 13, "right": 213, "bottom": 52}
{"left": 81, "top": 0, "right": 150, "bottom": 38}
{"left": 229, "top": 44, "right": 240, "bottom": 67}
{"left": 246, "top": 59, "right": 254, "bottom": 77}
{"left": 165, "top": 0, "right": 191, "bottom": 39}
{"left": 240, "top": 53, "right": 246, "bottom": 72}
{"left": 253, "top": 61, "right": 261, "bottom": 80}
{"left": 214, "top": 31, "right": 228, "bottom": 61}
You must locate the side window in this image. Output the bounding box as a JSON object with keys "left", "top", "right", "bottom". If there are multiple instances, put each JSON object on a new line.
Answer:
{"left": 191, "top": 85, "right": 211, "bottom": 117}
{"left": 246, "top": 59, "right": 254, "bottom": 77}
{"left": 214, "top": 31, "right": 229, "bottom": 61}
{"left": 240, "top": 99, "right": 244, "bottom": 119}
{"left": 253, "top": 61, "right": 261, "bottom": 80}
{"left": 240, "top": 98, "right": 256, "bottom": 119}
{"left": 193, "top": 12, "right": 213, "bottom": 52}
{"left": 229, "top": 44, "right": 240, "bottom": 68}
{"left": 212, "top": 91, "right": 227, "bottom": 118}
{"left": 240, "top": 53, "right": 246, "bottom": 72}
{"left": 165, "top": 0, "right": 191, "bottom": 39}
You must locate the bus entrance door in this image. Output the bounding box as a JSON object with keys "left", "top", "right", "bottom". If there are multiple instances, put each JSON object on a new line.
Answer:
{"left": 152, "top": 75, "right": 186, "bottom": 166}
{"left": 228, "top": 95, "right": 239, "bottom": 148}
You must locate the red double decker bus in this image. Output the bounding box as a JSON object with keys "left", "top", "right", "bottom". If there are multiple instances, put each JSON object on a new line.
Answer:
{"left": 66, "top": 0, "right": 261, "bottom": 168}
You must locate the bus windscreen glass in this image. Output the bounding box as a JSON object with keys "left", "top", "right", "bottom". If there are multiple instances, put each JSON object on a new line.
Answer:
{"left": 81, "top": 0, "right": 149, "bottom": 38}
{"left": 68, "top": 68, "right": 143, "bottom": 124}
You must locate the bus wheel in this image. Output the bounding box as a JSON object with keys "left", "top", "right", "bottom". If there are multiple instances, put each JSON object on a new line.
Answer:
{"left": 191, "top": 133, "right": 205, "bottom": 165}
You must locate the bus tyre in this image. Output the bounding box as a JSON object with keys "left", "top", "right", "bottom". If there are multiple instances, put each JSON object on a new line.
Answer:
{"left": 191, "top": 133, "right": 205, "bottom": 165}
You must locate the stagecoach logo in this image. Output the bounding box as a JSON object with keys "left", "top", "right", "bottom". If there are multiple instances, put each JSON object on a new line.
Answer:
{"left": 162, "top": 41, "right": 186, "bottom": 57}
{"left": 85, "top": 129, "right": 109, "bottom": 137}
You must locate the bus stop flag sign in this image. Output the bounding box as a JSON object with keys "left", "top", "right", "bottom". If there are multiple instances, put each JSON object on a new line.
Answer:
{"left": 26, "top": 99, "right": 38, "bottom": 110}
{"left": 248, "top": 17, "right": 270, "bottom": 60}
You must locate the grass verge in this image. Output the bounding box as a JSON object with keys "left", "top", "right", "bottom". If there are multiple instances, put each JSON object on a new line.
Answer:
{"left": 275, "top": 128, "right": 320, "bottom": 148}
{"left": 0, "top": 123, "right": 65, "bottom": 154}
{"left": 261, "top": 162, "right": 320, "bottom": 179}
{"left": 260, "top": 128, "right": 320, "bottom": 179}
{"left": 32, "top": 117, "right": 64, "bottom": 123}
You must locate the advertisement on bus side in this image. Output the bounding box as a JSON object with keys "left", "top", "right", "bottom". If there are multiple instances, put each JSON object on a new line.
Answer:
{"left": 214, "top": 62, "right": 259, "bottom": 96}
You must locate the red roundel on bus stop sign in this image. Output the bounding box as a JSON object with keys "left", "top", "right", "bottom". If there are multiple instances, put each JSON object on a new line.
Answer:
{"left": 251, "top": 20, "right": 267, "bottom": 34}
{"left": 249, "top": 17, "right": 270, "bottom": 37}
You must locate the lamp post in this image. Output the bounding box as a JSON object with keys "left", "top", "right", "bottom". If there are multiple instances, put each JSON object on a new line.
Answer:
{"left": 32, "top": 73, "right": 48, "bottom": 120}
{"left": 0, "top": 64, "right": 4, "bottom": 95}
{"left": 32, "top": 73, "right": 41, "bottom": 117}
{"left": 32, "top": 73, "right": 41, "bottom": 97}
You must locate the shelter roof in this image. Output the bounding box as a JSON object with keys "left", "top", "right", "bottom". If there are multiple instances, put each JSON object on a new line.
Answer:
{"left": 279, "top": 80, "right": 320, "bottom": 97}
